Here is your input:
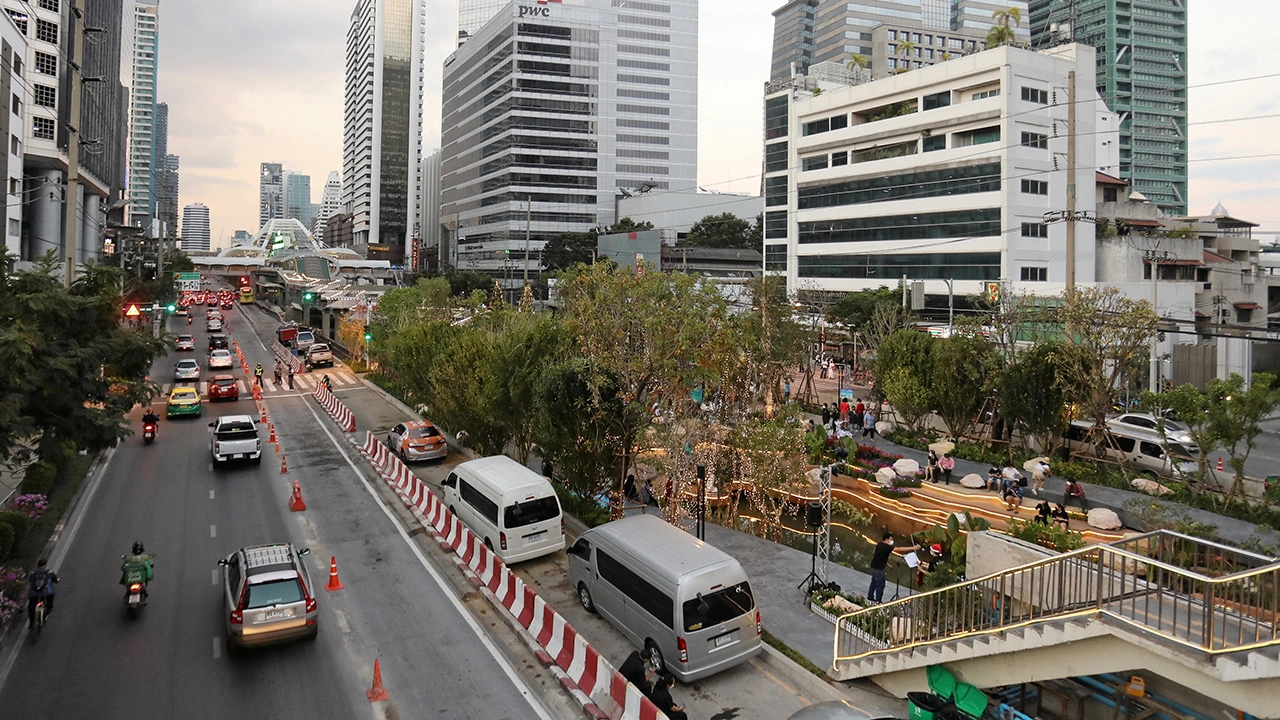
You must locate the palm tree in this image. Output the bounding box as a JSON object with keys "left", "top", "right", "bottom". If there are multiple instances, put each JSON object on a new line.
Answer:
{"left": 894, "top": 40, "right": 916, "bottom": 73}
{"left": 846, "top": 52, "right": 868, "bottom": 84}
{"left": 986, "top": 6, "right": 1022, "bottom": 48}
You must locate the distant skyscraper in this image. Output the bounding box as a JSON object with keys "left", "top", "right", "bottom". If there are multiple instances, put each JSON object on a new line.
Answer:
{"left": 284, "top": 171, "right": 314, "bottom": 229}
{"left": 155, "top": 102, "right": 180, "bottom": 239}
{"left": 259, "top": 162, "right": 283, "bottom": 228}
{"left": 343, "top": 0, "right": 424, "bottom": 264}
{"left": 1030, "top": 0, "right": 1187, "bottom": 215}
{"left": 769, "top": 0, "right": 1028, "bottom": 81}
{"left": 456, "top": 0, "right": 506, "bottom": 46}
{"left": 181, "top": 202, "right": 210, "bottom": 252}
{"left": 128, "top": 1, "right": 160, "bottom": 230}
{"left": 419, "top": 150, "right": 441, "bottom": 271}
{"left": 314, "top": 171, "right": 342, "bottom": 243}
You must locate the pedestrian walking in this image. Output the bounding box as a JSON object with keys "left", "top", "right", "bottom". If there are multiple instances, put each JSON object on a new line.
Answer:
{"left": 783, "top": 380, "right": 791, "bottom": 402}
{"left": 1032, "top": 459, "right": 1051, "bottom": 496}
{"left": 851, "top": 398, "right": 864, "bottom": 431}
{"left": 273, "top": 363, "right": 283, "bottom": 388}
{"left": 838, "top": 398, "right": 850, "bottom": 423}
{"left": 286, "top": 365, "right": 294, "bottom": 390}
{"left": 821, "top": 403, "right": 831, "bottom": 427}
{"left": 939, "top": 453, "right": 955, "bottom": 485}
{"left": 862, "top": 409, "right": 877, "bottom": 438}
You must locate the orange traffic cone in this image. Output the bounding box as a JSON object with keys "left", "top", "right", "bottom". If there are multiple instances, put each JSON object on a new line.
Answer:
{"left": 269, "top": 425, "right": 276, "bottom": 443}
{"left": 260, "top": 407, "right": 267, "bottom": 422}
{"left": 280, "top": 455, "right": 289, "bottom": 474}
{"left": 1217, "top": 457, "right": 1224, "bottom": 472}
{"left": 366, "top": 659, "right": 388, "bottom": 702}
{"left": 289, "top": 481, "right": 306, "bottom": 511}
{"left": 275, "top": 440, "right": 281, "bottom": 454}
{"left": 325, "top": 556, "right": 344, "bottom": 591}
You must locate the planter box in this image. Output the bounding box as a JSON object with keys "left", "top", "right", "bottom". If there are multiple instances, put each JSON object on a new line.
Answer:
{"left": 809, "top": 601, "right": 890, "bottom": 651}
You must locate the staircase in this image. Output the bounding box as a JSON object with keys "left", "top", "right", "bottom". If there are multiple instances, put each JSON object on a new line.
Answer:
{"left": 831, "top": 531, "right": 1280, "bottom": 717}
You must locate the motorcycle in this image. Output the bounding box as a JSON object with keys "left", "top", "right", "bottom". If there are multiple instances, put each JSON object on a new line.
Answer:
{"left": 142, "top": 422, "right": 157, "bottom": 445}
{"left": 121, "top": 554, "right": 153, "bottom": 617}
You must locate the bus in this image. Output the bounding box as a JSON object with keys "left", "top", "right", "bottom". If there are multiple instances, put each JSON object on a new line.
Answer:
{"left": 238, "top": 286, "right": 254, "bottom": 304}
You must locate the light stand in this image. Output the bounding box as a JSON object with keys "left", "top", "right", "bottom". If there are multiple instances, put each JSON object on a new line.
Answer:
{"left": 696, "top": 464, "right": 706, "bottom": 541}
{"left": 797, "top": 496, "right": 826, "bottom": 595}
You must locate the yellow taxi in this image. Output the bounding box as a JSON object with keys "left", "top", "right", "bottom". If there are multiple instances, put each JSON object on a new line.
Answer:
{"left": 166, "top": 386, "right": 202, "bottom": 418}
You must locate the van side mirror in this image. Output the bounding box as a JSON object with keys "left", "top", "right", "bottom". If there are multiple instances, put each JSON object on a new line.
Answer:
{"left": 217, "top": 559, "right": 229, "bottom": 567}
{"left": 297, "top": 548, "right": 311, "bottom": 557}
{"left": 208, "top": 422, "right": 215, "bottom": 429}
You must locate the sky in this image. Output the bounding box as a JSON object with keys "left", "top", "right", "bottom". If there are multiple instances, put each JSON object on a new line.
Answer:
{"left": 157, "top": 1, "right": 1280, "bottom": 248}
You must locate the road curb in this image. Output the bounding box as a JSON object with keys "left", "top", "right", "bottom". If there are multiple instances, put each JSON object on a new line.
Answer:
{"left": 757, "top": 644, "right": 848, "bottom": 703}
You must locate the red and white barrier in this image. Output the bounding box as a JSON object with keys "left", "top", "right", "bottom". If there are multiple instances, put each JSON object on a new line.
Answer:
{"left": 313, "top": 383, "right": 356, "bottom": 432}
{"left": 272, "top": 340, "right": 302, "bottom": 374}
{"left": 356, "top": 431, "right": 660, "bottom": 720}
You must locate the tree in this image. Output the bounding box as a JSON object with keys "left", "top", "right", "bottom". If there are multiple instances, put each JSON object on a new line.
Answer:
{"left": 482, "top": 309, "right": 568, "bottom": 463}
{"left": 678, "top": 213, "right": 759, "bottom": 250}
{"left": 894, "top": 40, "right": 916, "bottom": 72}
{"left": 826, "top": 286, "right": 902, "bottom": 332}
{"left": 987, "top": 7, "right": 1022, "bottom": 47}
{"left": 997, "top": 343, "right": 1067, "bottom": 456}
{"left": 1139, "top": 384, "right": 1216, "bottom": 492}
{"left": 846, "top": 52, "right": 868, "bottom": 83}
{"left": 1206, "top": 373, "right": 1279, "bottom": 506}
{"left": 931, "top": 334, "right": 992, "bottom": 442}
{"left": 604, "top": 218, "right": 654, "bottom": 235}
{"left": 532, "top": 359, "right": 627, "bottom": 500}
{"left": 0, "top": 256, "right": 167, "bottom": 462}
{"left": 881, "top": 367, "right": 933, "bottom": 434}
{"left": 542, "top": 231, "right": 599, "bottom": 272}
{"left": 876, "top": 330, "right": 934, "bottom": 431}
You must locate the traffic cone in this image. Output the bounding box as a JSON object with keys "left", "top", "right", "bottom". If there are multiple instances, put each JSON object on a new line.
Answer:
{"left": 261, "top": 407, "right": 267, "bottom": 422}
{"left": 1217, "top": 457, "right": 1224, "bottom": 472}
{"left": 280, "top": 455, "right": 289, "bottom": 474}
{"left": 325, "top": 556, "right": 344, "bottom": 591}
{"left": 289, "top": 481, "right": 306, "bottom": 511}
{"left": 275, "top": 439, "right": 281, "bottom": 454}
{"left": 269, "top": 425, "right": 276, "bottom": 443}
{"left": 366, "top": 659, "right": 388, "bottom": 702}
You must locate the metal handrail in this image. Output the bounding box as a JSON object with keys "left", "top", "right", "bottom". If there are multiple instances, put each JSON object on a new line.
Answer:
{"left": 835, "top": 530, "right": 1280, "bottom": 664}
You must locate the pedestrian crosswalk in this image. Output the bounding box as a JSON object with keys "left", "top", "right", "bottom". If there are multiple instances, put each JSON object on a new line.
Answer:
{"left": 160, "top": 370, "right": 361, "bottom": 399}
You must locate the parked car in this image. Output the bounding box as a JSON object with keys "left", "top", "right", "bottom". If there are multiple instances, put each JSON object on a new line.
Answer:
{"left": 174, "top": 359, "right": 201, "bottom": 382}
{"left": 1110, "top": 413, "right": 1193, "bottom": 444}
{"left": 388, "top": 420, "right": 448, "bottom": 461}
{"left": 175, "top": 334, "right": 195, "bottom": 351}
{"left": 218, "top": 543, "right": 317, "bottom": 651}
{"left": 208, "top": 334, "right": 229, "bottom": 353}
{"left": 208, "top": 374, "right": 240, "bottom": 402}
{"left": 166, "top": 386, "right": 202, "bottom": 418}
{"left": 304, "top": 343, "right": 334, "bottom": 370}
{"left": 292, "top": 330, "right": 315, "bottom": 354}
{"left": 209, "top": 415, "right": 262, "bottom": 466}
{"left": 209, "top": 349, "right": 234, "bottom": 370}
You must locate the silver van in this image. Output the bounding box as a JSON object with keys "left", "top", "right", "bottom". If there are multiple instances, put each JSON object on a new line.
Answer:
{"left": 440, "top": 455, "right": 565, "bottom": 563}
{"left": 1063, "top": 419, "right": 1199, "bottom": 480}
{"left": 567, "top": 514, "right": 762, "bottom": 682}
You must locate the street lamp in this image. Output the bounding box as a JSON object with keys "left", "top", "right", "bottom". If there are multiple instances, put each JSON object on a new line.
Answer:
{"left": 696, "top": 464, "right": 706, "bottom": 540}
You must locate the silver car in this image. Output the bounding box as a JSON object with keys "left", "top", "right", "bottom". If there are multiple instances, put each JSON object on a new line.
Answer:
{"left": 219, "top": 544, "right": 317, "bottom": 651}
{"left": 174, "top": 359, "right": 201, "bottom": 381}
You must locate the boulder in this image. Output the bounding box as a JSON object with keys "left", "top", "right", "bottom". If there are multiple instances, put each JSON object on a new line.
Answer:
{"left": 892, "top": 458, "right": 920, "bottom": 475}
{"left": 1087, "top": 507, "right": 1123, "bottom": 530}
{"left": 960, "top": 473, "right": 987, "bottom": 489}
{"left": 875, "top": 467, "right": 897, "bottom": 483}
{"left": 929, "top": 440, "right": 955, "bottom": 455}
{"left": 876, "top": 420, "right": 895, "bottom": 436}
{"left": 1131, "top": 477, "right": 1174, "bottom": 496}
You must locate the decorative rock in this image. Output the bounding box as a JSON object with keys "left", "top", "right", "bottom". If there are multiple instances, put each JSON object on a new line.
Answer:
{"left": 892, "top": 458, "right": 920, "bottom": 475}
{"left": 929, "top": 440, "right": 956, "bottom": 455}
{"left": 1087, "top": 507, "right": 1123, "bottom": 530}
{"left": 960, "top": 473, "right": 987, "bottom": 489}
{"left": 876, "top": 420, "right": 895, "bottom": 436}
{"left": 876, "top": 467, "right": 897, "bottom": 483}
{"left": 1131, "top": 477, "right": 1174, "bottom": 496}
{"left": 806, "top": 467, "right": 825, "bottom": 484}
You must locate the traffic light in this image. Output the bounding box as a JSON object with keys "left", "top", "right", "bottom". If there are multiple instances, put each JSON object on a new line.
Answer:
{"left": 166, "top": 303, "right": 176, "bottom": 313}
{"left": 302, "top": 291, "right": 315, "bottom": 303}
{"left": 238, "top": 276, "right": 250, "bottom": 286}
{"left": 363, "top": 325, "right": 372, "bottom": 342}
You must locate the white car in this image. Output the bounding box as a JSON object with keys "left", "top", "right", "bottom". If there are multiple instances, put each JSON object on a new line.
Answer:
{"left": 207, "top": 318, "right": 225, "bottom": 333}
{"left": 208, "top": 349, "right": 234, "bottom": 370}
{"left": 1110, "top": 413, "right": 1193, "bottom": 444}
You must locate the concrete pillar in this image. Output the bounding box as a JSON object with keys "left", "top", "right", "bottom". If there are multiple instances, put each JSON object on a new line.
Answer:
{"left": 80, "top": 191, "right": 100, "bottom": 265}
{"left": 27, "top": 169, "right": 63, "bottom": 261}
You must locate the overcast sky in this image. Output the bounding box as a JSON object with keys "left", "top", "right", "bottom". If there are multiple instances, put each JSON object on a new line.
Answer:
{"left": 157, "top": 1, "right": 1280, "bottom": 248}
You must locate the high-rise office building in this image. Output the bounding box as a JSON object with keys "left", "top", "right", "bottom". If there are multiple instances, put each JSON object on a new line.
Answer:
{"left": 0, "top": 13, "right": 22, "bottom": 259}
{"left": 314, "top": 171, "right": 342, "bottom": 243}
{"left": 1029, "top": 0, "right": 1187, "bottom": 215}
{"left": 128, "top": 1, "right": 159, "bottom": 230}
{"left": 181, "top": 202, "right": 210, "bottom": 252}
{"left": 455, "top": 0, "right": 506, "bottom": 46}
{"left": 284, "top": 171, "right": 314, "bottom": 229}
{"left": 770, "top": 0, "right": 1028, "bottom": 82}
{"left": 419, "top": 149, "right": 441, "bottom": 272}
{"left": 155, "top": 102, "right": 180, "bottom": 239}
{"left": 81, "top": 0, "right": 129, "bottom": 250}
{"left": 259, "top": 162, "right": 283, "bottom": 228}
{"left": 342, "top": 0, "right": 425, "bottom": 265}
{"left": 440, "top": 0, "right": 698, "bottom": 277}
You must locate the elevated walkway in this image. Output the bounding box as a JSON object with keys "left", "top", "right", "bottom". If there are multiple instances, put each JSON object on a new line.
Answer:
{"left": 831, "top": 531, "right": 1280, "bottom": 717}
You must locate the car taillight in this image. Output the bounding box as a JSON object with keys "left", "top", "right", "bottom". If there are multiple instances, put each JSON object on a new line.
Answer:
{"left": 678, "top": 637, "right": 689, "bottom": 663}
{"left": 756, "top": 609, "right": 762, "bottom": 636}
{"left": 305, "top": 596, "right": 317, "bottom": 613}
{"left": 499, "top": 532, "right": 507, "bottom": 550}
{"left": 256, "top": 439, "right": 261, "bottom": 452}
{"left": 129, "top": 583, "right": 142, "bottom": 593}
{"left": 214, "top": 442, "right": 221, "bottom": 454}
{"left": 229, "top": 609, "right": 242, "bottom": 625}
{"left": 560, "top": 517, "right": 565, "bottom": 535}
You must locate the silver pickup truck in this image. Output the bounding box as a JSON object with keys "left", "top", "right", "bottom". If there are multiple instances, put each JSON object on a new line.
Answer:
{"left": 210, "top": 415, "right": 262, "bottom": 467}
{"left": 304, "top": 343, "right": 334, "bottom": 370}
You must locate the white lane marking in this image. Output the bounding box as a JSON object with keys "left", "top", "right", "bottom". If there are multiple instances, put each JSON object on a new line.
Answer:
{"left": 210, "top": 524, "right": 217, "bottom": 538}
{"left": 213, "top": 637, "right": 222, "bottom": 659}
{"left": 297, "top": 399, "right": 556, "bottom": 720}
{"left": 333, "top": 607, "right": 351, "bottom": 634}
{"left": 212, "top": 569, "right": 219, "bottom": 585}
{"left": 209, "top": 490, "right": 215, "bottom": 500}
{"left": 208, "top": 463, "right": 214, "bottom": 472}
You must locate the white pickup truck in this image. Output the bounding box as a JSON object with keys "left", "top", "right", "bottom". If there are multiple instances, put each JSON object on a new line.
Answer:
{"left": 304, "top": 343, "right": 334, "bottom": 370}
{"left": 209, "top": 415, "right": 262, "bottom": 467}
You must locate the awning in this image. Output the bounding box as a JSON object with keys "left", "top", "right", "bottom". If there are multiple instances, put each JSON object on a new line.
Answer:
{"left": 258, "top": 281, "right": 283, "bottom": 290}
{"left": 1234, "top": 302, "right": 1262, "bottom": 310}
{"left": 1158, "top": 259, "right": 1204, "bottom": 266}
{"left": 1124, "top": 219, "right": 1163, "bottom": 228}
{"left": 325, "top": 297, "right": 358, "bottom": 310}
{"left": 290, "top": 302, "right": 303, "bottom": 311}
{"left": 1195, "top": 311, "right": 1210, "bottom": 319}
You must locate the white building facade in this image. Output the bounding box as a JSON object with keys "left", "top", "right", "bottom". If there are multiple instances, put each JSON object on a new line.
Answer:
{"left": 127, "top": 0, "right": 158, "bottom": 230}
{"left": 615, "top": 190, "right": 763, "bottom": 245}
{"left": 765, "top": 44, "right": 1115, "bottom": 300}
{"left": 181, "top": 202, "right": 210, "bottom": 252}
{"left": 439, "top": 0, "right": 698, "bottom": 276}
{"left": 0, "top": 12, "right": 23, "bottom": 259}
{"left": 314, "top": 170, "right": 342, "bottom": 242}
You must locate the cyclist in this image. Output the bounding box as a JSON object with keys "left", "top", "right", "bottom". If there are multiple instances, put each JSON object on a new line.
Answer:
{"left": 27, "top": 559, "right": 59, "bottom": 629}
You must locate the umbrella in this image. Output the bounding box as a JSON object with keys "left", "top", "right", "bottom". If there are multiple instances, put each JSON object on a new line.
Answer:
{"left": 892, "top": 458, "right": 920, "bottom": 475}
{"left": 875, "top": 467, "right": 897, "bottom": 483}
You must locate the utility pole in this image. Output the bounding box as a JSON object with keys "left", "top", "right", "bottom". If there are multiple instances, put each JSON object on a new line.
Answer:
{"left": 1145, "top": 244, "right": 1169, "bottom": 391}
{"left": 523, "top": 195, "right": 531, "bottom": 287}
{"left": 1064, "top": 69, "right": 1077, "bottom": 293}
{"left": 61, "top": 0, "right": 86, "bottom": 287}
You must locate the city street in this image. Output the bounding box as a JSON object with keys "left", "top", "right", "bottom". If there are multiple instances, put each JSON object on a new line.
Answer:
{"left": 0, "top": 302, "right": 572, "bottom": 720}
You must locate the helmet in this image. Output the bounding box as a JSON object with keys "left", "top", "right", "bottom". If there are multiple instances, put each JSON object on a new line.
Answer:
{"left": 132, "top": 541, "right": 145, "bottom": 555}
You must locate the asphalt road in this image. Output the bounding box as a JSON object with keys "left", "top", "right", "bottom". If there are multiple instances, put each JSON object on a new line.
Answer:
{"left": 0, "top": 300, "right": 568, "bottom": 720}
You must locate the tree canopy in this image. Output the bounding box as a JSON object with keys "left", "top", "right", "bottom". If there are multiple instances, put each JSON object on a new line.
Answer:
{"left": 677, "top": 213, "right": 761, "bottom": 250}
{"left": 542, "top": 219, "right": 656, "bottom": 271}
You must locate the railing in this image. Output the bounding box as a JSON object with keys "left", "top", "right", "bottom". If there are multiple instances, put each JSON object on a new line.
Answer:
{"left": 835, "top": 530, "right": 1280, "bottom": 665}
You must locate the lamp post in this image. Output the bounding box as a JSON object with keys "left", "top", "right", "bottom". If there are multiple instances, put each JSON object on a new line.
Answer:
{"left": 696, "top": 464, "right": 706, "bottom": 540}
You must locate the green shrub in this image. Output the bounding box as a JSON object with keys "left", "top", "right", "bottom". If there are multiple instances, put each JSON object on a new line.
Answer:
{"left": 0, "top": 523, "right": 13, "bottom": 561}
{"left": 19, "top": 461, "right": 57, "bottom": 496}
{"left": 1006, "top": 519, "right": 1085, "bottom": 551}
{"left": 0, "top": 512, "right": 31, "bottom": 543}
{"left": 553, "top": 483, "right": 610, "bottom": 528}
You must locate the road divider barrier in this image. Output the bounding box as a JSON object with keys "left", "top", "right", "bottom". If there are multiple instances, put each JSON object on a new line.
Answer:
{"left": 272, "top": 340, "right": 302, "bottom": 374}
{"left": 314, "top": 383, "right": 357, "bottom": 433}
{"left": 356, "top": 431, "right": 660, "bottom": 720}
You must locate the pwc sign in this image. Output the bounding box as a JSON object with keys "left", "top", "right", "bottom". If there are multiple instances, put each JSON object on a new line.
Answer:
{"left": 519, "top": 0, "right": 560, "bottom": 18}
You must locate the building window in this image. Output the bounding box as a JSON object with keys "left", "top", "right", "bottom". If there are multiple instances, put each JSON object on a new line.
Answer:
{"left": 34, "top": 51, "right": 57, "bottom": 76}
{"left": 1103, "top": 186, "right": 1119, "bottom": 202}
{"left": 913, "top": 33, "right": 921, "bottom": 43}
{"left": 925, "top": 49, "right": 933, "bottom": 59}
{"left": 798, "top": 252, "right": 1000, "bottom": 281}
{"left": 1020, "top": 267, "right": 1048, "bottom": 282}
{"left": 971, "top": 88, "right": 1000, "bottom": 100}
{"left": 799, "top": 209, "right": 1001, "bottom": 244}
{"left": 35, "top": 18, "right": 57, "bottom": 44}
{"left": 6, "top": 10, "right": 26, "bottom": 35}
{"left": 829, "top": 114, "right": 848, "bottom": 131}
{"left": 830, "top": 151, "right": 848, "bottom": 166}
{"left": 1236, "top": 308, "right": 1253, "bottom": 323}
{"left": 764, "top": 212, "right": 787, "bottom": 239}
{"left": 765, "top": 94, "right": 788, "bottom": 140}
{"left": 1021, "top": 86, "right": 1049, "bottom": 104}
{"left": 1021, "top": 222, "right": 1048, "bottom": 238}
{"left": 888, "top": 30, "right": 897, "bottom": 40}
{"left": 1021, "top": 131, "right": 1048, "bottom": 150}
{"left": 7, "top": 218, "right": 18, "bottom": 237}
{"left": 33, "top": 117, "right": 54, "bottom": 140}
{"left": 922, "top": 134, "right": 946, "bottom": 152}
{"left": 9, "top": 134, "right": 17, "bottom": 155}
{"left": 33, "top": 84, "right": 56, "bottom": 108}
{"left": 39, "top": 0, "right": 59, "bottom": 10}
{"left": 765, "top": 244, "right": 787, "bottom": 271}
{"left": 922, "top": 90, "right": 951, "bottom": 111}
{"left": 10, "top": 93, "right": 18, "bottom": 116}
{"left": 802, "top": 155, "right": 829, "bottom": 172}
{"left": 802, "top": 118, "right": 830, "bottom": 136}
{"left": 798, "top": 162, "right": 1000, "bottom": 209}
{"left": 764, "top": 141, "right": 788, "bottom": 173}
{"left": 955, "top": 126, "right": 1000, "bottom": 147}
{"left": 1020, "top": 179, "right": 1048, "bottom": 195}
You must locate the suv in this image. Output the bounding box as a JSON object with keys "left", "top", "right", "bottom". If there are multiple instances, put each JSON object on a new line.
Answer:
{"left": 209, "top": 415, "right": 262, "bottom": 466}
{"left": 218, "top": 543, "right": 317, "bottom": 651}
{"left": 293, "top": 330, "right": 315, "bottom": 354}
{"left": 208, "top": 334, "right": 229, "bottom": 353}
{"left": 304, "top": 343, "right": 334, "bottom": 370}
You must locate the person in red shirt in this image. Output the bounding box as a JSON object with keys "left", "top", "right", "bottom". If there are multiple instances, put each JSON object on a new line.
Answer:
{"left": 838, "top": 399, "right": 850, "bottom": 423}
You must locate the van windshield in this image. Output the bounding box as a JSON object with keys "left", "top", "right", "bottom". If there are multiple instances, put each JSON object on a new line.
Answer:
{"left": 503, "top": 496, "right": 560, "bottom": 529}
{"left": 683, "top": 581, "right": 754, "bottom": 632}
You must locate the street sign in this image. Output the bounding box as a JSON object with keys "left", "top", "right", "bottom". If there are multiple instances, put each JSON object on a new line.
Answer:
{"left": 174, "top": 272, "right": 201, "bottom": 291}
{"left": 125, "top": 304, "right": 141, "bottom": 317}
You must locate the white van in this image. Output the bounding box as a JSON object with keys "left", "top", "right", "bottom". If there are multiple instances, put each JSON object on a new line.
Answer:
{"left": 440, "top": 455, "right": 565, "bottom": 563}
{"left": 567, "top": 514, "right": 762, "bottom": 682}
{"left": 1062, "top": 419, "right": 1200, "bottom": 480}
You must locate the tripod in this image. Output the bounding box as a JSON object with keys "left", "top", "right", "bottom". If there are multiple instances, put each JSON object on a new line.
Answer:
{"left": 797, "top": 526, "right": 825, "bottom": 595}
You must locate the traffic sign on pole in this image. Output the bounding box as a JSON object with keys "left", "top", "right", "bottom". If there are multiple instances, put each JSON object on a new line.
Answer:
{"left": 174, "top": 272, "right": 201, "bottom": 291}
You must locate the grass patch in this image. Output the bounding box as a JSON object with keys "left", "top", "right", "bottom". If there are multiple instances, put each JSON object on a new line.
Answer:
{"left": 12, "top": 452, "right": 93, "bottom": 564}
{"left": 761, "top": 628, "right": 830, "bottom": 681}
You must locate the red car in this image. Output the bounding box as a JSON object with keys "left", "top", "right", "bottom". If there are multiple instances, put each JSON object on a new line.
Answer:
{"left": 208, "top": 374, "right": 240, "bottom": 402}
